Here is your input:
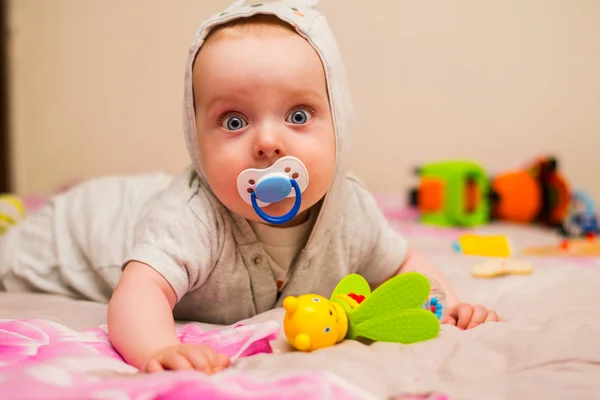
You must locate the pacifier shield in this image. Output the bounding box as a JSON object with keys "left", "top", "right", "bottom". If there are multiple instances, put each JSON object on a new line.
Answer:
{"left": 237, "top": 156, "right": 309, "bottom": 207}
{"left": 254, "top": 173, "right": 292, "bottom": 203}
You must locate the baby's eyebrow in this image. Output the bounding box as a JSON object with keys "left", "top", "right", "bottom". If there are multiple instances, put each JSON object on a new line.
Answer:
{"left": 283, "top": 88, "right": 326, "bottom": 104}
{"left": 291, "top": 88, "right": 322, "bottom": 98}
{"left": 200, "top": 87, "right": 326, "bottom": 117}
{"left": 201, "top": 93, "right": 246, "bottom": 117}
{"left": 203, "top": 95, "right": 228, "bottom": 112}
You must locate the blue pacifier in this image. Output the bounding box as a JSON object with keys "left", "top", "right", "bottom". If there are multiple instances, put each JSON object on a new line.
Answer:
{"left": 237, "top": 156, "right": 310, "bottom": 225}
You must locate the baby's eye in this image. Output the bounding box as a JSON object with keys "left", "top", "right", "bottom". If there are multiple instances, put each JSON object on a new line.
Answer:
{"left": 286, "top": 109, "right": 313, "bottom": 125}
{"left": 221, "top": 115, "right": 247, "bottom": 131}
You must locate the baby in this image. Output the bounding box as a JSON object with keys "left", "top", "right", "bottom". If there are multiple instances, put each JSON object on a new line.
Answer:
{"left": 0, "top": 0, "right": 500, "bottom": 375}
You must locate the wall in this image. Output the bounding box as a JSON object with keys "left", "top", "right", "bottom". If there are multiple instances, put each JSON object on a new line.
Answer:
{"left": 7, "top": 0, "right": 600, "bottom": 202}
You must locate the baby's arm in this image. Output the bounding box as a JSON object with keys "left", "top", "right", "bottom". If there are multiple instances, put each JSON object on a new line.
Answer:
{"left": 108, "top": 261, "right": 230, "bottom": 373}
{"left": 396, "top": 248, "right": 501, "bottom": 329}
{"left": 107, "top": 169, "right": 233, "bottom": 372}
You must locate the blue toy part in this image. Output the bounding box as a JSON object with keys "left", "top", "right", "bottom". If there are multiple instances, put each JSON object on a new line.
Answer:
{"left": 572, "top": 190, "right": 597, "bottom": 215}
{"left": 429, "top": 297, "right": 443, "bottom": 320}
{"left": 575, "top": 215, "right": 599, "bottom": 235}
{"left": 451, "top": 240, "right": 462, "bottom": 253}
{"left": 421, "top": 275, "right": 447, "bottom": 320}
{"left": 251, "top": 179, "right": 302, "bottom": 225}
{"left": 423, "top": 296, "right": 444, "bottom": 320}
{"left": 563, "top": 190, "right": 600, "bottom": 237}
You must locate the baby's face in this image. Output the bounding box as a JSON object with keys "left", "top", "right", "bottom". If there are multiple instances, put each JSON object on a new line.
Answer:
{"left": 193, "top": 27, "right": 336, "bottom": 226}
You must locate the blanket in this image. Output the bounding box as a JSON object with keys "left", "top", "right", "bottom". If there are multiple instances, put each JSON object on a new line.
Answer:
{"left": 0, "top": 319, "right": 383, "bottom": 399}
{"left": 2, "top": 195, "right": 600, "bottom": 399}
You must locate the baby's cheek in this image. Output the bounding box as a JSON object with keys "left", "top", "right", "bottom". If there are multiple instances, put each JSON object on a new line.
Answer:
{"left": 214, "top": 180, "right": 243, "bottom": 208}
{"left": 309, "top": 160, "right": 335, "bottom": 193}
{"left": 201, "top": 161, "right": 237, "bottom": 204}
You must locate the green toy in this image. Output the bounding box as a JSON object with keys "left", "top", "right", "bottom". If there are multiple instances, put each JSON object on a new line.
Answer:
{"left": 282, "top": 272, "right": 441, "bottom": 351}
{"left": 409, "top": 160, "right": 491, "bottom": 227}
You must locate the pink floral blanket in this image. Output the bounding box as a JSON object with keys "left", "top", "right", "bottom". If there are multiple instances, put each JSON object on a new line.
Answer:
{"left": 0, "top": 319, "right": 365, "bottom": 400}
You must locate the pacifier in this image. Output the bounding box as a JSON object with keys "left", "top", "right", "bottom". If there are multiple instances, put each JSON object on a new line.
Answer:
{"left": 237, "top": 156, "right": 309, "bottom": 225}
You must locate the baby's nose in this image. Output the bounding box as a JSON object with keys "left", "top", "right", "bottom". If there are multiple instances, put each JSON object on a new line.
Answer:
{"left": 256, "top": 146, "right": 282, "bottom": 158}
{"left": 254, "top": 130, "right": 286, "bottom": 159}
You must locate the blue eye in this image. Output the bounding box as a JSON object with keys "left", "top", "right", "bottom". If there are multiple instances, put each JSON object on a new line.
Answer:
{"left": 324, "top": 327, "right": 331, "bottom": 333}
{"left": 286, "top": 109, "right": 312, "bottom": 125}
{"left": 312, "top": 297, "right": 320, "bottom": 302}
{"left": 222, "top": 115, "right": 247, "bottom": 131}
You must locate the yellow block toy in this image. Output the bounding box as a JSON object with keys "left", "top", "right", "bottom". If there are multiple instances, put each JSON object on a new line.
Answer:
{"left": 454, "top": 234, "right": 512, "bottom": 257}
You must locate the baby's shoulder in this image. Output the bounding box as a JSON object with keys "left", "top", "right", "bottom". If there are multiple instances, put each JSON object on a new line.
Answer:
{"left": 340, "top": 174, "right": 382, "bottom": 216}
{"left": 332, "top": 174, "right": 398, "bottom": 238}
{"left": 158, "top": 166, "right": 203, "bottom": 203}
{"left": 143, "top": 166, "right": 223, "bottom": 231}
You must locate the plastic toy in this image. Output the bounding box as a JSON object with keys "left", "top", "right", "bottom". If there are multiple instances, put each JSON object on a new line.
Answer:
{"left": 453, "top": 234, "right": 512, "bottom": 257}
{"left": 559, "top": 190, "right": 599, "bottom": 238}
{"left": 489, "top": 170, "right": 541, "bottom": 223}
{"left": 409, "top": 155, "right": 572, "bottom": 228}
{"left": 523, "top": 156, "right": 570, "bottom": 226}
{"left": 0, "top": 195, "right": 26, "bottom": 235}
{"left": 492, "top": 156, "right": 571, "bottom": 224}
{"left": 282, "top": 272, "right": 443, "bottom": 352}
{"left": 522, "top": 237, "right": 600, "bottom": 257}
{"left": 471, "top": 259, "right": 533, "bottom": 278}
{"left": 408, "top": 160, "right": 491, "bottom": 227}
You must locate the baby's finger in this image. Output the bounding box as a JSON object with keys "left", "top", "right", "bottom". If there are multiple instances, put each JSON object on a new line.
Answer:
{"left": 203, "top": 348, "right": 221, "bottom": 369}
{"left": 180, "top": 347, "right": 211, "bottom": 373}
{"left": 467, "top": 305, "right": 488, "bottom": 329}
{"left": 456, "top": 306, "right": 474, "bottom": 330}
{"left": 161, "top": 352, "right": 193, "bottom": 370}
{"left": 209, "top": 353, "right": 231, "bottom": 373}
{"left": 446, "top": 305, "right": 460, "bottom": 318}
{"left": 441, "top": 315, "right": 457, "bottom": 326}
{"left": 485, "top": 310, "right": 500, "bottom": 322}
{"left": 144, "top": 359, "right": 164, "bottom": 373}
{"left": 217, "top": 353, "right": 231, "bottom": 368}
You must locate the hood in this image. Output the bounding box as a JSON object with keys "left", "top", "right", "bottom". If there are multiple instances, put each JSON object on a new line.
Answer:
{"left": 182, "top": 0, "right": 354, "bottom": 254}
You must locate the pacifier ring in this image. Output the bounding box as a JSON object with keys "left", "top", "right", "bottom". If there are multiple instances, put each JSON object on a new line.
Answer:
{"left": 251, "top": 179, "right": 302, "bottom": 225}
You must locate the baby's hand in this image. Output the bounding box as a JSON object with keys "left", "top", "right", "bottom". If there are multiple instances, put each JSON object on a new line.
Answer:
{"left": 442, "top": 303, "right": 501, "bottom": 330}
{"left": 143, "top": 344, "right": 231, "bottom": 374}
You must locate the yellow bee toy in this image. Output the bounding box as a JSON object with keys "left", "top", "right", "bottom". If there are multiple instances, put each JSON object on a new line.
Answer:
{"left": 283, "top": 272, "right": 442, "bottom": 351}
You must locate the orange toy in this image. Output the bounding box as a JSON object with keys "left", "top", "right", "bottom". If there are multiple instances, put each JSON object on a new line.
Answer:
{"left": 524, "top": 156, "right": 570, "bottom": 225}
{"left": 490, "top": 156, "right": 570, "bottom": 226}
{"left": 491, "top": 171, "right": 540, "bottom": 223}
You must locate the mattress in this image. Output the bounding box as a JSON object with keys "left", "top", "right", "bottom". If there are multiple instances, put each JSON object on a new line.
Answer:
{"left": 1, "top": 203, "right": 599, "bottom": 399}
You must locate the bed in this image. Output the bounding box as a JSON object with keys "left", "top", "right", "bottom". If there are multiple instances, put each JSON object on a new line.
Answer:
{"left": 1, "top": 195, "right": 599, "bottom": 399}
